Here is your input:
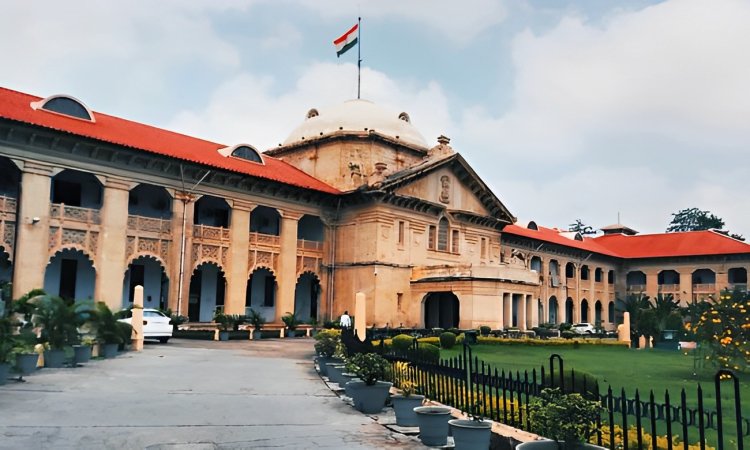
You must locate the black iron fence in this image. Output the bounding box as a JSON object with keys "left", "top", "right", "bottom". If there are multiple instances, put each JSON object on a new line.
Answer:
{"left": 376, "top": 339, "right": 747, "bottom": 450}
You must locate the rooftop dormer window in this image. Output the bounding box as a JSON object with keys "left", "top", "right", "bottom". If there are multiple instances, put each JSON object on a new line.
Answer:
{"left": 31, "top": 95, "right": 95, "bottom": 122}
{"left": 218, "top": 144, "right": 264, "bottom": 164}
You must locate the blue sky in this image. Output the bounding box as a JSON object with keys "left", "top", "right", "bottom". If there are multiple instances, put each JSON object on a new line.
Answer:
{"left": 2, "top": 0, "right": 749, "bottom": 238}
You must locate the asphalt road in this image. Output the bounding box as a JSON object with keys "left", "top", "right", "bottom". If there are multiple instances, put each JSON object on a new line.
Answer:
{"left": 0, "top": 338, "right": 425, "bottom": 449}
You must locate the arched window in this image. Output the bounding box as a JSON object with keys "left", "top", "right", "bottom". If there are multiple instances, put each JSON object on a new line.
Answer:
{"left": 33, "top": 95, "right": 94, "bottom": 121}
{"left": 437, "top": 217, "right": 449, "bottom": 251}
{"left": 218, "top": 144, "right": 264, "bottom": 164}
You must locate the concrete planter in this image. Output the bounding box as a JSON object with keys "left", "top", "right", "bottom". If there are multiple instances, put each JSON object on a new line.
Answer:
{"left": 101, "top": 343, "right": 119, "bottom": 358}
{"left": 73, "top": 345, "right": 92, "bottom": 364}
{"left": 516, "top": 440, "right": 607, "bottom": 450}
{"left": 449, "top": 419, "right": 493, "bottom": 450}
{"left": 391, "top": 394, "right": 425, "bottom": 426}
{"left": 44, "top": 349, "right": 66, "bottom": 368}
{"left": 15, "top": 353, "right": 39, "bottom": 375}
{"left": 340, "top": 373, "right": 359, "bottom": 396}
{"left": 218, "top": 331, "right": 230, "bottom": 341}
{"left": 316, "top": 356, "right": 335, "bottom": 376}
{"left": 348, "top": 381, "right": 392, "bottom": 414}
{"left": 326, "top": 363, "right": 347, "bottom": 385}
{"left": 0, "top": 362, "right": 10, "bottom": 385}
{"left": 287, "top": 329, "right": 297, "bottom": 338}
{"left": 414, "top": 405, "right": 453, "bottom": 446}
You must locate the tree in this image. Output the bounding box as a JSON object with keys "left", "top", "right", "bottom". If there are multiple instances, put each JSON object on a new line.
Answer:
{"left": 569, "top": 219, "right": 595, "bottom": 235}
{"left": 685, "top": 289, "right": 750, "bottom": 372}
{"left": 615, "top": 294, "right": 652, "bottom": 345}
{"left": 666, "top": 207, "right": 744, "bottom": 240}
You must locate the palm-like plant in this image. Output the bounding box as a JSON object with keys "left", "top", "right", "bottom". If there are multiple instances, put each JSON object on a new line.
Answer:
{"left": 33, "top": 296, "right": 93, "bottom": 350}
{"left": 93, "top": 302, "right": 126, "bottom": 345}
{"left": 616, "top": 294, "right": 652, "bottom": 343}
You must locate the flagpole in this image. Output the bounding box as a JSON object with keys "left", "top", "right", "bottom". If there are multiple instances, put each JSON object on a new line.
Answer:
{"left": 357, "top": 16, "right": 361, "bottom": 99}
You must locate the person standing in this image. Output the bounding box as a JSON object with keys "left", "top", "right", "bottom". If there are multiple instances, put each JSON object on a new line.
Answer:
{"left": 339, "top": 310, "right": 352, "bottom": 329}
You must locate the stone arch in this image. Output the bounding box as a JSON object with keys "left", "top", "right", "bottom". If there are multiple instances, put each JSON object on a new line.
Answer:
{"left": 246, "top": 266, "right": 277, "bottom": 323}
{"left": 548, "top": 296, "right": 558, "bottom": 324}
{"left": 565, "top": 297, "right": 574, "bottom": 323}
{"left": 44, "top": 247, "right": 96, "bottom": 302}
{"left": 422, "top": 292, "right": 459, "bottom": 329}
{"left": 49, "top": 244, "right": 97, "bottom": 271}
{"left": 294, "top": 271, "right": 321, "bottom": 322}
{"left": 188, "top": 261, "right": 226, "bottom": 322}
{"left": 580, "top": 298, "right": 589, "bottom": 322}
{"left": 122, "top": 254, "right": 169, "bottom": 310}
{"left": 594, "top": 300, "right": 603, "bottom": 325}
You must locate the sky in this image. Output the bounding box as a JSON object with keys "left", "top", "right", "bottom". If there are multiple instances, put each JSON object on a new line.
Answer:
{"left": 2, "top": 0, "right": 749, "bottom": 238}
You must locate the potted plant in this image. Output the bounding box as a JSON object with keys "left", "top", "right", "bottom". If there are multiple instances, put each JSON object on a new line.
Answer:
{"left": 213, "top": 312, "right": 231, "bottom": 341}
{"left": 390, "top": 361, "right": 425, "bottom": 426}
{"left": 313, "top": 329, "right": 341, "bottom": 376}
{"left": 345, "top": 352, "right": 392, "bottom": 414}
{"left": 247, "top": 308, "right": 265, "bottom": 340}
{"left": 308, "top": 317, "right": 319, "bottom": 337}
{"left": 518, "top": 388, "right": 605, "bottom": 450}
{"left": 33, "top": 296, "right": 92, "bottom": 368}
{"left": 0, "top": 311, "right": 15, "bottom": 384}
{"left": 282, "top": 311, "right": 300, "bottom": 338}
{"left": 449, "top": 402, "right": 493, "bottom": 450}
{"left": 414, "top": 403, "right": 453, "bottom": 446}
{"left": 93, "top": 302, "right": 125, "bottom": 358}
{"left": 73, "top": 335, "right": 96, "bottom": 365}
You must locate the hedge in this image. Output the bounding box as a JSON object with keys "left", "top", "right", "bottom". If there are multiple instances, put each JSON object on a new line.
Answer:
{"left": 476, "top": 337, "right": 629, "bottom": 347}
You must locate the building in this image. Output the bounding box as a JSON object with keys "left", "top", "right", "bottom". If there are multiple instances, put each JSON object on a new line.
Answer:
{"left": 0, "top": 87, "right": 748, "bottom": 330}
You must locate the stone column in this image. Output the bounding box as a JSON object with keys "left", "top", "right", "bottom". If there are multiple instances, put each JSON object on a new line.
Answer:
{"left": 645, "top": 269, "right": 659, "bottom": 299}
{"left": 94, "top": 177, "right": 130, "bottom": 310}
{"left": 528, "top": 294, "right": 538, "bottom": 328}
{"left": 678, "top": 269, "right": 693, "bottom": 306}
{"left": 275, "top": 211, "right": 301, "bottom": 323}
{"left": 225, "top": 201, "right": 252, "bottom": 315}
{"left": 167, "top": 192, "right": 196, "bottom": 317}
{"left": 515, "top": 293, "right": 526, "bottom": 330}
{"left": 13, "top": 161, "right": 53, "bottom": 298}
{"left": 502, "top": 292, "right": 511, "bottom": 328}
{"left": 715, "top": 270, "right": 728, "bottom": 296}
{"left": 497, "top": 293, "right": 504, "bottom": 330}
{"left": 132, "top": 285, "right": 144, "bottom": 351}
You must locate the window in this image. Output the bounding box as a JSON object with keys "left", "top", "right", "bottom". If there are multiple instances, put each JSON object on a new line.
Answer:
{"left": 33, "top": 95, "right": 94, "bottom": 121}
{"left": 231, "top": 145, "right": 263, "bottom": 163}
{"left": 437, "top": 218, "right": 449, "bottom": 251}
{"left": 397, "top": 221, "right": 405, "bottom": 246}
{"left": 428, "top": 225, "right": 436, "bottom": 250}
{"left": 451, "top": 230, "right": 459, "bottom": 253}
{"left": 581, "top": 265, "right": 589, "bottom": 281}
{"left": 480, "top": 237, "right": 487, "bottom": 259}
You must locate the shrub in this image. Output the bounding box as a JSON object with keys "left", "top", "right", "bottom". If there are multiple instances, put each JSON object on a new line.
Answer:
{"left": 246, "top": 308, "right": 265, "bottom": 331}
{"left": 439, "top": 331, "right": 456, "bottom": 349}
{"left": 346, "top": 352, "right": 389, "bottom": 385}
{"left": 559, "top": 323, "right": 573, "bottom": 331}
{"left": 392, "top": 334, "right": 414, "bottom": 354}
{"left": 417, "top": 336, "right": 440, "bottom": 346}
{"left": 281, "top": 311, "right": 300, "bottom": 330}
{"left": 544, "top": 369, "right": 599, "bottom": 397}
{"left": 561, "top": 330, "right": 576, "bottom": 339}
{"left": 479, "top": 325, "right": 491, "bottom": 336}
{"left": 213, "top": 312, "right": 231, "bottom": 331}
{"left": 528, "top": 388, "right": 602, "bottom": 449}
{"left": 412, "top": 343, "right": 440, "bottom": 363}
{"left": 314, "top": 329, "right": 340, "bottom": 357}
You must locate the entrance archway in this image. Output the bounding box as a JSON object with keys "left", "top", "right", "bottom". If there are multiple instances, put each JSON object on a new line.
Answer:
{"left": 565, "top": 297, "right": 574, "bottom": 323}
{"left": 594, "top": 300, "right": 603, "bottom": 326}
{"left": 188, "top": 262, "right": 226, "bottom": 322}
{"left": 548, "top": 296, "right": 558, "bottom": 324}
{"left": 423, "top": 292, "right": 459, "bottom": 329}
{"left": 246, "top": 267, "right": 276, "bottom": 323}
{"left": 580, "top": 299, "right": 589, "bottom": 322}
{"left": 122, "top": 256, "right": 168, "bottom": 310}
{"left": 294, "top": 272, "right": 320, "bottom": 322}
{"left": 44, "top": 248, "right": 95, "bottom": 302}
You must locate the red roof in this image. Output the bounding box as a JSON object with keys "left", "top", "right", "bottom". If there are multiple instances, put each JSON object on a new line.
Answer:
{"left": 0, "top": 87, "right": 339, "bottom": 194}
{"left": 503, "top": 224, "right": 620, "bottom": 257}
{"left": 504, "top": 224, "right": 750, "bottom": 259}
{"left": 591, "top": 230, "right": 750, "bottom": 258}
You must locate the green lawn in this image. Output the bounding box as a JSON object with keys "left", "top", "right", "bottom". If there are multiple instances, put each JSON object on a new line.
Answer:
{"left": 440, "top": 344, "right": 749, "bottom": 417}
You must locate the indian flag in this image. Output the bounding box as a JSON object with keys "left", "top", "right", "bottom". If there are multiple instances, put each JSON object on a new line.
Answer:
{"left": 334, "top": 23, "right": 358, "bottom": 57}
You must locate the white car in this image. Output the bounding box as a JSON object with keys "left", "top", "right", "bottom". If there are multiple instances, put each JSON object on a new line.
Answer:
{"left": 118, "top": 308, "right": 172, "bottom": 343}
{"left": 571, "top": 323, "right": 595, "bottom": 335}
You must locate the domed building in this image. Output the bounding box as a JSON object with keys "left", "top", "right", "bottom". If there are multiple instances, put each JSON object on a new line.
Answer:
{"left": 0, "top": 86, "right": 748, "bottom": 334}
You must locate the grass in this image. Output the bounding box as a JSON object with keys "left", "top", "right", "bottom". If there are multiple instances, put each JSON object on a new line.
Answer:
{"left": 440, "top": 343, "right": 749, "bottom": 439}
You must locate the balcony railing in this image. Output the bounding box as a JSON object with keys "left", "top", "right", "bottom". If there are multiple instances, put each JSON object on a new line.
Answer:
{"left": 626, "top": 284, "right": 646, "bottom": 292}
{"left": 692, "top": 283, "right": 716, "bottom": 293}
{"left": 658, "top": 284, "right": 680, "bottom": 293}
{"left": 50, "top": 203, "right": 101, "bottom": 225}
{"left": 249, "top": 232, "right": 280, "bottom": 247}
{"left": 0, "top": 195, "right": 17, "bottom": 215}
{"left": 297, "top": 239, "right": 323, "bottom": 251}
{"left": 729, "top": 283, "right": 748, "bottom": 292}
{"left": 193, "top": 224, "right": 229, "bottom": 241}
{"left": 127, "top": 215, "right": 171, "bottom": 234}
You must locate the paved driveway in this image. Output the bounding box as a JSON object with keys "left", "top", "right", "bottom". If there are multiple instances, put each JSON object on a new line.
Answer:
{"left": 0, "top": 339, "right": 424, "bottom": 449}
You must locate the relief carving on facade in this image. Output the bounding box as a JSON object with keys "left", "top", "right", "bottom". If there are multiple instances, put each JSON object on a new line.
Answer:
{"left": 439, "top": 175, "right": 451, "bottom": 204}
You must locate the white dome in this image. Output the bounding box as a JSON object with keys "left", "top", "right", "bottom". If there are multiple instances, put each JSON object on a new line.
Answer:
{"left": 282, "top": 99, "right": 428, "bottom": 148}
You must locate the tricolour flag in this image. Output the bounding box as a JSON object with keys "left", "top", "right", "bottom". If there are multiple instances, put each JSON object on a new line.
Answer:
{"left": 333, "top": 23, "right": 359, "bottom": 57}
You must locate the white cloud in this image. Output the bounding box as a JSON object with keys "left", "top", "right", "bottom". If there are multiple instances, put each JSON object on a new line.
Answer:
{"left": 455, "top": 0, "right": 750, "bottom": 236}
{"left": 166, "top": 62, "right": 453, "bottom": 150}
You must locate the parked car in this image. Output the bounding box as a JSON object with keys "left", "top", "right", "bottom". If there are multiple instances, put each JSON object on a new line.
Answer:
{"left": 571, "top": 323, "right": 595, "bottom": 335}
{"left": 118, "top": 308, "right": 172, "bottom": 343}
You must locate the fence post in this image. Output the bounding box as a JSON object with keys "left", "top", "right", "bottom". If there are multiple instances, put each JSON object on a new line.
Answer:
{"left": 714, "top": 369, "right": 743, "bottom": 450}
{"left": 549, "top": 353, "right": 564, "bottom": 391}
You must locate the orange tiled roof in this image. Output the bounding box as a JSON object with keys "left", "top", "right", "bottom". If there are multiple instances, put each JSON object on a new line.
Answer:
{"left": 502, "top": 224, "right": 621, "bottom": 257}
{"left": 591, "top": 230, "right": 750, "bottom": 258}
{"left": 0, "top": 87, "right": 339, "bottom": 194}
{"left": 503, "top": 224, "right": 750, "bottom": 259}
